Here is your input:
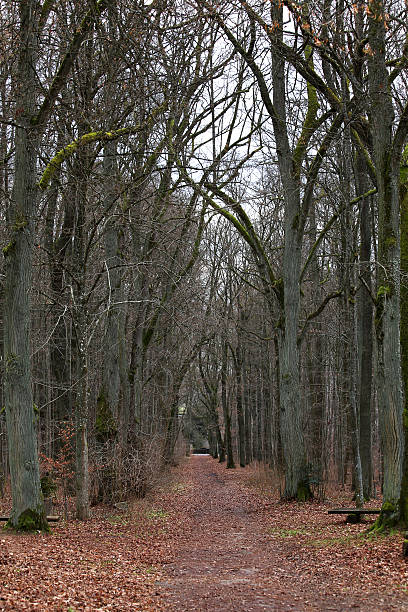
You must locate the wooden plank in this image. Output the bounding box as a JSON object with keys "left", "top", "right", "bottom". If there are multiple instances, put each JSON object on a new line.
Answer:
{"left": 0, "top": 515, "right": 60, "bottom": 522}
{"left": 328, "top": 508, "right": 380, "bottom": 515}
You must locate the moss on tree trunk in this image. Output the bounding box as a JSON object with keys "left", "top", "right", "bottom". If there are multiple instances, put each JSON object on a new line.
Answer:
{"left": 370, "top": 501, "right": 400, "bottom": 533}
{"left": 296, "top": 481, "right": 313, "bottom": 502}
{"left": 6, "top": 507, "right": 49, "bottom": 532}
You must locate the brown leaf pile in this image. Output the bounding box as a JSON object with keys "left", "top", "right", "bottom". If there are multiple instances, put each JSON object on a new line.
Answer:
{"left": 0, "top": 477, "right": 191, "bottom": 611}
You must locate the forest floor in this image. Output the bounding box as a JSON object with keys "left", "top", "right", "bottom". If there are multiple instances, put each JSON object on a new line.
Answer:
{"left": 1, "top": 456, "right": 408, "bottom": 611}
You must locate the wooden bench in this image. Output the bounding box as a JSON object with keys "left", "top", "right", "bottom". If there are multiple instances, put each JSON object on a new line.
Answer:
{"left": 328, "top": 508, "right": 381, "bottom": 523}
{"left": 0, "top": 515, "right": 60, "bottom": 522}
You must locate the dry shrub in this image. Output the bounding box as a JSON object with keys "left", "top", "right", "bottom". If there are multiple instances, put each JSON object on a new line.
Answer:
{"left": 171, "top": 431, "right": 190, "bottom": 465}
{"left": 90, "top": 431, "right": 166, "bottom": 505}
{"left": 242, "top": 461, "right": 283, "bottom": 498}
{"left": 243, "top": 462, "right": 330, "bottom": 501}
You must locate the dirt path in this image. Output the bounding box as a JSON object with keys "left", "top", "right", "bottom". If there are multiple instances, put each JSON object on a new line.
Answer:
{"left": 158, "top": 455, "right": 408, "bottom": 612}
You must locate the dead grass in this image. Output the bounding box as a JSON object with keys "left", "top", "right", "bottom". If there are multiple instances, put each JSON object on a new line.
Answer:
{"left": 241, "top": 461, "right": 283, "bottom": 498}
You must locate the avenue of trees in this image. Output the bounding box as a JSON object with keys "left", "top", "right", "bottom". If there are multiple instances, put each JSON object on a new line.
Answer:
{"left": 0, "top": 0, "right": 408, "bottom": 531}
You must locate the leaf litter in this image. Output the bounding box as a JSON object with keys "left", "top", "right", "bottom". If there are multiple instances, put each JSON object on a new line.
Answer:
{"left": 0, "top": 456, "right": 408, "bottom": 610}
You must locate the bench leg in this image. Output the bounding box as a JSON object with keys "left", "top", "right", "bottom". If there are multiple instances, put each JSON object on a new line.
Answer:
{"left": 346, "top": 513, "right": 363, "bottom": 524}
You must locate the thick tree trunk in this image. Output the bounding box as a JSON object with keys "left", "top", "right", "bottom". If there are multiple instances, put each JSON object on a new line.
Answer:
{"left": 4, "top": 0, "right": 47, "bottom": 531}
{"left": 271, "top": 4, "right": 311, "bottom": 501}
{"left": 278, "top": 295, "right": 309, "bottom": 500}
{"left": 369, "top": 1, "right": 404, "bottom": 526}
{"left": 398, "top": 168, "right": 408, "bottom": 525}
{"left": 4, "top": 163, "right": 47, "bottom": 529}
{"left": 278, "top": 186, "right": 310, "bottom": 500}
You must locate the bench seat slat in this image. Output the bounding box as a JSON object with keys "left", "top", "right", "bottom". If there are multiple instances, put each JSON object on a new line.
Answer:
{"left": 0, "top": 515, "right": 60, "bottom": 522}
{"left": 328, "top": 508, "right": 381, "bottom": 515}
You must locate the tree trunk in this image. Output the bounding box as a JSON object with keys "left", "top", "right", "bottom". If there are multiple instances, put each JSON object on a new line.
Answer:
{"left": 273, "top": 334, "right": 284, "bottom": 471}
{"left": 256, "top": 380, "right": 263, "bottom": 462}
{"left": 306, "top": 205, "right": 324, "bottom": 481}
{"left": 356, "top": 154, "right": 374, "bottom": 500}
{"left": 210, "top": 395, "right": 225, "bottom": 463}
{"left": 369, "top": 0, "right": 404, "bottom": 526}
{"left": 398, "top": 163, "right": 408, "bottom": 525}
{"left": 271, "top": 5, "right": 311, "bottom": 501}
{"left": 262, "top": 345, "right": 273, "bottom": 466}
{"left": 343, "top": 295, "right": 364, "bottom": 508}
{"left": 72, "top": 129, "right": 91, "bottom": 519}
{"left": 278, "top": 318, "right": 309, "bottom": 499}
{"left": 339, "top": 130, "right": 364, "bottom": 508}
{"left": 72, "top": 163, "right": 90, "bottom": 520}
{"left": 222, "top": 341, "right": 235, "bottom": 469}
{"left": 45, "top": 166, "right": 72, "bottom": 425}
{"left": 353, "top": 2, "right": 374, "bottom": 502}
{"left": 243, "top": 361, "right": 252, "bottom": 465}
{"left": 208, "top": 426, "right": 217, "bottom": 458}
{"left": 97, "top": 143, "right": 128, "bottom": 446}
{"left": 75, "top": 316, "right": 89, "bottom": 520}
{"left": 235, "top": 332, "right": 246, "bottom": 467}
{"left": 216, "top": 422, "right": 225, "bottom": 463}
{"left": 4, "top": 0, "right": 47, "bottom": 531}
{"left": 277, "top": 181, "right": 310, "bottom": 499}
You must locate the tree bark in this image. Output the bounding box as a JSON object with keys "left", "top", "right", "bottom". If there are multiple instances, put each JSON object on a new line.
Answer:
{"left": 235, "top": 324, "right": 246, "bottom": 467}
{"left": 271, "top": 6, "right": 311, "bottom": 500}
{"left": 222, "top": 340, "right": 235, "bottom": 469}
{"left": 98, "top": 143, "right": 128, "bottom": 440}
{"left": 398, "top": 164, "right": 408, "bottom": 525}
{"left": 369, "top": 0, "right": 404, "bottom": 526}
{"left": 243, "top": 361, "right": 252, "bottom": 465}
{"left": 72, "top": 170, "right": 90, "bottom": 519}
{"left": 306, "top": 205, "right": 324, "bottom": 482}
{"left": 356, "top": 154, "right": 374, "bottom": 500}
{"left": 74, "top": 312, "right": 89, "bottom": 521}
{"left": 4, "top": 0, "right": 47, "bottom": 531}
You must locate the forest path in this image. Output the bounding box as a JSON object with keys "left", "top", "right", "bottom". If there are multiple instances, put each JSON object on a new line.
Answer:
{"left": 158, "top": 455, "right": 408, "bottom": 612}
